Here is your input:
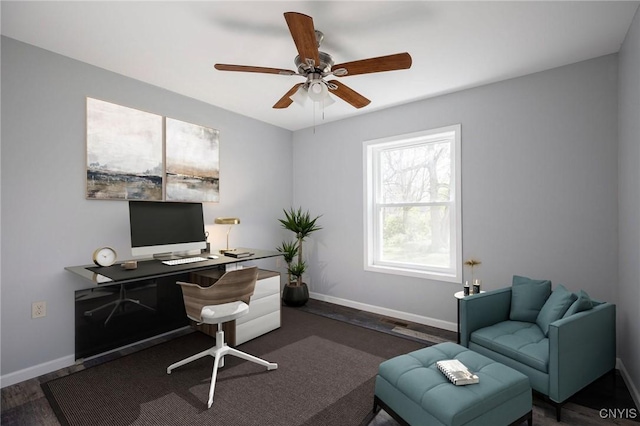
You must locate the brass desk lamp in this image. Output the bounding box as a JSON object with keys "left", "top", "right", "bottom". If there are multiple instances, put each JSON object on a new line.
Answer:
{"left": 215, "top": 217, "right": 240, "bottom": 253}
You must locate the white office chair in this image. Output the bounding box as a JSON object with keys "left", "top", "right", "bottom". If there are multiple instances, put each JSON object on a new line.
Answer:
{"left": 166, "top": 266, "right": 278, "bottom": 408}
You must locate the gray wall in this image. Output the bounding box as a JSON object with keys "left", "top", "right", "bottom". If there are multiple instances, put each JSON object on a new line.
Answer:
{"left": 292, "top": 55, "right": 619, "bottom": 332}
{"left": 0, "top": 37, "right": 293, "bottom": 382}
{"left": 618, "top": 8, "right": 640, "bottom": 404}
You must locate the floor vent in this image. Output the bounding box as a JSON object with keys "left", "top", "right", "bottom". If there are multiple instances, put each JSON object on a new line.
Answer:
{"left": 381, "top": 317, "right": 409, "bottom": 328}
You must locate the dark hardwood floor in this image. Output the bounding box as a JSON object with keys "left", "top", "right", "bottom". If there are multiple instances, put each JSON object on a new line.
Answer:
{"left": 2, "top": 299, "right": 638, "bottom": 425}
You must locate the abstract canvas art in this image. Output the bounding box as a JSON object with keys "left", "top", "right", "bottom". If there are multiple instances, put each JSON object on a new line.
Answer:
{"left": 86, "top": 98, "right": 220, "bottom": 202}
{"left": 86, "top": 98, "right": 163, "bottom": 200}
{"left": 165, "top": 118, "right": 220, "bottom": 202}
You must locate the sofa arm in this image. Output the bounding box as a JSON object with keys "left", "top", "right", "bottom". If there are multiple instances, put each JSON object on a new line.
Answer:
{"left": 459, "top": 287, "right": 512, "bottom": 347}
{"left": 548, "top": 303, "right": 616, "bottom": 403}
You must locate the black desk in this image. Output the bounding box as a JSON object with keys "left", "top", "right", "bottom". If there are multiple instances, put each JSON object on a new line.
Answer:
{"left": 66, "top": 248, "right": 281, "bottom": 359}
{"left": 66, "top": 248, "right": 281, "bottom": 286}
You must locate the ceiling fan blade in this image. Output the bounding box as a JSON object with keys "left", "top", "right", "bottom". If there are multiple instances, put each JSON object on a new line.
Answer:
{"left": 273, "top": 83, "right": 304, "bottom": 109}
{"left": 215, "top": 64, "right": 297, "bottom": 75}
{"left": 329, "top": 81, "right": 371, "bottom": 109}
{"left": 284, "top": 12, "right": 320, "bottom": 69}
{"left": 332, "top": 52, "right": 412, "bottom": 77}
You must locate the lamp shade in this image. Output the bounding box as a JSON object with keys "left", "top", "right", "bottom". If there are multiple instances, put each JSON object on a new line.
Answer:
{"left": 215, "top": 217, "right": 240, "bottom": 225}
{"left": 323, "top": 94, "right": 336, "bottom": 107}
{"left": 307, "top": 80, "right": 327, "bottom": 102}
{"left": 290, "top": 86, "right": 308, "bottom": 106}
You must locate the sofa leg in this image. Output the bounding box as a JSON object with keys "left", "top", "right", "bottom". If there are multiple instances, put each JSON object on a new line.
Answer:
{"left": 541, "top": 396, "right": 564, "bottom": 422}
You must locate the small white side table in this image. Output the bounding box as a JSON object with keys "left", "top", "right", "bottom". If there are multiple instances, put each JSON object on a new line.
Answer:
{"left": 454, "top": 290, "right": 485, "bottom": 343}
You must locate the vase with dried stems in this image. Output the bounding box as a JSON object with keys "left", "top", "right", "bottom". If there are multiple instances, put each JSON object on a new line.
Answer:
{"left": 464, "top": 258, "right": 482, "bottom": 288}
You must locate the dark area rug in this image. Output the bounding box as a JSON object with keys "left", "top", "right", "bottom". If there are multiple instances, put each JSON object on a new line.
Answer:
{"left": 42, "top": 307, "right": 426, "bottom": 426}
{"left": 40, "top": 305, "right": 638, "bottom": 426}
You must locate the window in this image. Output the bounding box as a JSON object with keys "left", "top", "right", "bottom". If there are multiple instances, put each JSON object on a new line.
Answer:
{"left": 364, "top": 124, "right": 461, "bottom": 282}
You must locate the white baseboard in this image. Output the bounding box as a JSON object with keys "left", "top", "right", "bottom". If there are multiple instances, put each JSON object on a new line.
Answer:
{"left": 309, "top": 292, "right": 458, "bottom": 332}
{"left": 0, "top": 354, "right": 75, "bottom": 388}
{"left": 617, "top": 358, "right": 640, "bottom": 410}
{"left": 0, "top": 326, "right": 192, "bottom": 389}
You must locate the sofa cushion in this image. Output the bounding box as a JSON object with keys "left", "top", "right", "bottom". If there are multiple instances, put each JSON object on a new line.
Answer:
{"left": 510, "top": 275, "right": 552, "bottom": 322}
{"left": 470, "top": 320, "right": 549, "bottom": 373}
{"left": 562, "top": 290, "right": 594, "bottom": 318}
{"left": 536, "top": 284, "right": 578, "bottom": 336}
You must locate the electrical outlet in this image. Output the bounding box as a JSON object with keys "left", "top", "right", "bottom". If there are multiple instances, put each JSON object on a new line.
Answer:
{"left": 276, "top": 257, "right": 283, "bottom": 268}
{"left": 32, "top": 301, "right": 46, "bottom": 318}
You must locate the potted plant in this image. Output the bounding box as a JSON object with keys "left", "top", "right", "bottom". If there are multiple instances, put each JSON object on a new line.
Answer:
{"left": 276, "top": 240, "right": 298, "bottom": 285}
{"left": 278, "top": 207, "right": 322, "bottom": 306}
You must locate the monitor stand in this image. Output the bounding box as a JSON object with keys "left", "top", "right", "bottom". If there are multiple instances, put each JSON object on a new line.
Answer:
{"left": 153, "top": 251, "right": 200, "bottom": 261}
{"left": 152, "top": 253, "right": 181, "bottom": 261}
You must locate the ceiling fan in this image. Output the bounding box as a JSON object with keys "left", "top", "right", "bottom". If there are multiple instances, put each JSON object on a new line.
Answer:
{"left": 214, "top": 12, "right": 412, "bottom": 109}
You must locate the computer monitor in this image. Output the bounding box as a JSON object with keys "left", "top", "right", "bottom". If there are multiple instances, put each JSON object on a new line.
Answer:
{"left": 129, "top": 201, "right": 207, "bottom": 259}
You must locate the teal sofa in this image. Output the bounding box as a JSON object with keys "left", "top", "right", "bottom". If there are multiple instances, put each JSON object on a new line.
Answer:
{"left": 459, "top": 280, "right": 616, "bottom": 421}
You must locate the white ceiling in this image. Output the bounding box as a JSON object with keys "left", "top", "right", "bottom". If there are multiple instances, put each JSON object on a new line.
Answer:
{"left": 2, "top": 1, "right": 638, "bottom": 131}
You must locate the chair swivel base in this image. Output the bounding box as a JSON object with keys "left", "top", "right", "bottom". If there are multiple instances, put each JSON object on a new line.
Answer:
{"left": 167, "top": 330, "right": 277, "bottom": 408}
{"left": 84, "top": 284, "right": 155, "bottom": 325}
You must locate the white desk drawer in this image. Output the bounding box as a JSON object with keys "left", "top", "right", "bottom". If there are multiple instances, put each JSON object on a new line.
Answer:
{"left": 236, "top": 311, "right": 281, "bottom": 345}
{"left": 238, "top": 293, "right": 280, "bottom": 325}
{"left": 252, "top": 276, "right": 279, "bottom": 300}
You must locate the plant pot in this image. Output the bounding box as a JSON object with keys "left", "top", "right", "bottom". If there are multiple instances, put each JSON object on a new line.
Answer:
{"left": 282, "top": 283, "right": 309, "bottom": 307}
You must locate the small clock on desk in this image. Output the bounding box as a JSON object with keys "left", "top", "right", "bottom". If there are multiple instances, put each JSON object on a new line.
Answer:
{"left": 92, "top": 247, "right": 117, "bottom": 267}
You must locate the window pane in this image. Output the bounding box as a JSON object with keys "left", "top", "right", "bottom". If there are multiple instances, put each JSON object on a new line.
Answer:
{"left": 379, "top": 205, "right": 451, "bottom": 268}
{"left": 381, "top": 141, "right": 451, "bottom": 203}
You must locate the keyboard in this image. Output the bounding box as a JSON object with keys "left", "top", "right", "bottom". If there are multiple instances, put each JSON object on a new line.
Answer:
{"left": 162, "top": 257, "right": 207, "bottom": 266}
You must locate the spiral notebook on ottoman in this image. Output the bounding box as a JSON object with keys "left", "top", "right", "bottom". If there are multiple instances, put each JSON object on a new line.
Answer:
{"left": 436, "top": 359, "right": 479, "bottom": 385}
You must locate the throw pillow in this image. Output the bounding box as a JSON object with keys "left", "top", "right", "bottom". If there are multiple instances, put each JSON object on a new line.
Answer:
{"left": 562, "top": 290, "right": 594, "bottom": 318}
{"left": 510, "top": 275, "right": 552, "bottom": 322}
{"left": 536, "top": 284, "right": 578, "bottom": 336}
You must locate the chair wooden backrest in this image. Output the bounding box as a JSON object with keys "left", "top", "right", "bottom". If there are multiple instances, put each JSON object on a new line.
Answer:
{"left": 177, "top": 266, "right": 259, "bottom": 322}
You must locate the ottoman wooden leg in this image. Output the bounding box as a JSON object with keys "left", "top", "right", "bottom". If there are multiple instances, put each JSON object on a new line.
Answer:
{"left": 508, "top": 410, "right": 532, "bottom": 426}
{"left": 373, "top": 395, "right": 410, "bottom": 426}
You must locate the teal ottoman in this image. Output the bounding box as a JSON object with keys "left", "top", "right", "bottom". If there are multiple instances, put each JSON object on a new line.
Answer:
{"left": 374, "top": 342, "right": 532, "bottom": 426}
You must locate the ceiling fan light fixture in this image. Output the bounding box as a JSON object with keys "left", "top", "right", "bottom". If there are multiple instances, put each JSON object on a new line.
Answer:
{"left": 308, "top": 80, "right": 327, "bottom": 102}
{"left": 290, "top": 85, "right": 308, "bottom": 106}
{"left": 323, "top": 93, "right": 336, "bottom": 108}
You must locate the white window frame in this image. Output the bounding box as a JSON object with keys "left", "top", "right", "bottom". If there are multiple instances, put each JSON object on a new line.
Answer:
{"left": 363, "top": 124, "right": 462, "bottom": 283}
